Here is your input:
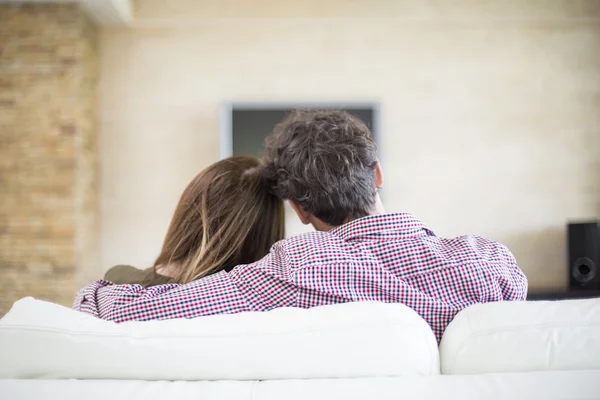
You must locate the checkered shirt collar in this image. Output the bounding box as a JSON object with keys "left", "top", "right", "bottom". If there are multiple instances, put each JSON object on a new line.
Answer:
{"left": 329, "top": 212, "right": 435, "bottom": 241}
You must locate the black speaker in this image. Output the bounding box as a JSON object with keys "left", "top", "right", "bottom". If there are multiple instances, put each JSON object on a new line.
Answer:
{"left": 568, "top": 221, "right": 600, "bottom": 290}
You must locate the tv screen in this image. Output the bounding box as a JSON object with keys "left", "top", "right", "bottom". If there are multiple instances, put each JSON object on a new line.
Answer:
{"left": 227, "top": 106, "right": 377, "bottom": 159}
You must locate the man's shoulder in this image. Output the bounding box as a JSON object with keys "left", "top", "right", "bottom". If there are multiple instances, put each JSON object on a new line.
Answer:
{"left": 436, "top": 234, "right": 516, "bottom": 265}
{"left": 267, "top": 230, "right": 356, "bottom": 265}
{"left": 266, "top": 226, "right": 517, "bottom": 270}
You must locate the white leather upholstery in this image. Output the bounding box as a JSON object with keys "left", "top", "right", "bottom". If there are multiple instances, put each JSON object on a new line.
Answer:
{"left": 2, "top": 297, "right": 600, "bottom": 399}
{"left": 2, "top": 370, "right": 600, "bottom": 400}
{"left": 0, "top": 298, "right": 439, "bottom": 380}
{"left": 0, "top": 379, "right": 255, "bottom": 400}
{"left": 254, "top": 371, "right": 600, "bottom": 400}
{"left": 440, "top": 298, "right": 600, "bottom": 374}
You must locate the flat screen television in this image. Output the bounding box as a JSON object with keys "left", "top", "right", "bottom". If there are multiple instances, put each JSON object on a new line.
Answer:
{"left": 220, "top": 103, "right": 379, "bottom": 159}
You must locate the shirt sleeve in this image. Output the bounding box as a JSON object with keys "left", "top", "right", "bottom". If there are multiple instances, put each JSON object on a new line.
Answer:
{"left": 497, "top": 243, "right": 528, "bottom": 301}
{"left": 73, "top": 279, "right": 183, "bottom": 320}
{"left": 454, "top": 240, "right": 529, "bottom": 303}
{"left": 72, "top": 245, "right": 298, "bottom": 322}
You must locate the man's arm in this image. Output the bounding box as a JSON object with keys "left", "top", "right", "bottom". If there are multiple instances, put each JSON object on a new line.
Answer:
{"left": 73, "top": 278, "right": 188, "bottom": 320}
{"left": 498, "top": 243, "right": 528, "bottom": 300}
{"left": 73, "top": 245, "right": 298, "bottom": 322}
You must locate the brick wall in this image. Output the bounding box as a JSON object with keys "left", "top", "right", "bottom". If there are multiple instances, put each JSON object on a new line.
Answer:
{"left": 0, "top": 3, "right": 99, "bottom": 315}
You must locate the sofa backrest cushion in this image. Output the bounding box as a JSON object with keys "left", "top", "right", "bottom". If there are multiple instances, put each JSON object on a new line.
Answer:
{"left": 440, "top": 298, "right": 600, "bottom": 374}
{"left": 0, "top": 298, "right": 439, "bottom": 380}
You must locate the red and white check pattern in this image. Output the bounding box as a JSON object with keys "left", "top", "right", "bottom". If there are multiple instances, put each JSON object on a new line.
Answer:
{"left": 74, "top": 213, "right": 528, "bottom": 341}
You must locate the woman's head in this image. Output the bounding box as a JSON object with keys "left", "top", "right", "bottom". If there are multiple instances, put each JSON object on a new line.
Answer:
{"left": 148, "top": 156, "right": 285, "bottom": 286}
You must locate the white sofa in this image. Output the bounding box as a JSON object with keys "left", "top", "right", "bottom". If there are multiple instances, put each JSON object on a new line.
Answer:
{"left": 0, "top": 297, "right": 599, "bottom": 400}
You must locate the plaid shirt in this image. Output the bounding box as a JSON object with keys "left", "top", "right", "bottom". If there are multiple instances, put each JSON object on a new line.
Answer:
{"left": 74, "top": 213, "right": 527, "bottom": 341}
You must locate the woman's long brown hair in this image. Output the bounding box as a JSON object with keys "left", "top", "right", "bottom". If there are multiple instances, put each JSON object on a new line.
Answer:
{"left": 144, "top": 156, "right": 285, "bottom": 287}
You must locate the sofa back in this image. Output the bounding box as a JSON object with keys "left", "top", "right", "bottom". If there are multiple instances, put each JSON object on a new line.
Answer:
{"left": 440, "top": 298, "right": 600, "bottom": 374}
{"left": 0, "top": 298, "right": 439, "bottom": 380}
{"left": 1, "top": 297, "right": 599, "bottom": 380}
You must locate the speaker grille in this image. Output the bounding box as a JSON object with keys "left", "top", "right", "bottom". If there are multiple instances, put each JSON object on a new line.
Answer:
{"left": 572, "top": 257, "right": 597, "bottom": 285}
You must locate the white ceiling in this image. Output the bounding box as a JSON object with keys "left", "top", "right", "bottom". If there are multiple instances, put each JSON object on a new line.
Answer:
{"left": 0, "top": 0, "right": 133, "bottom": 26}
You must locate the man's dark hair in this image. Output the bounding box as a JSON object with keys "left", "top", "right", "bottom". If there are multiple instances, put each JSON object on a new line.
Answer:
{"left": 262, "top": 109, "right": 378, "bottom": 226}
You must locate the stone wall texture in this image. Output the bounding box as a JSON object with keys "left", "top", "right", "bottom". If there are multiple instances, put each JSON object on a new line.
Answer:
{"left": 0, "top": 3, "right": 99, "bottom": 315}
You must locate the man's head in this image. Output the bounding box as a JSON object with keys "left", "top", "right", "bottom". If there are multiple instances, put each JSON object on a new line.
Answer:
{"left": 262, "top": 109, "right": 384, "bottom": 231}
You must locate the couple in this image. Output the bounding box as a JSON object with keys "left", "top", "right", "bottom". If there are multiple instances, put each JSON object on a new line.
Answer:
{"left": 75, "top": 110, "right": 528, "bottom": 341}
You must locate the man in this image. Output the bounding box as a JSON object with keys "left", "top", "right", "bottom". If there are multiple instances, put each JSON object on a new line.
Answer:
{"left": 74, "top": 110, "right": 527, "bottom": 341}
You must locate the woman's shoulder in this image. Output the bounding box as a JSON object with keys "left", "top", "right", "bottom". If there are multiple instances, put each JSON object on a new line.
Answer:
{"left": 104, "top": 265, "right": 154, "bottom": 285}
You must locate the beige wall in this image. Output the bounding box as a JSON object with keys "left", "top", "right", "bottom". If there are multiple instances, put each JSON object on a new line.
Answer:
{"left": 0, "top": 4, "right": 99, "bottom": 314}
{"left": 99, "top": 0, "right": 600, "bottom": 290}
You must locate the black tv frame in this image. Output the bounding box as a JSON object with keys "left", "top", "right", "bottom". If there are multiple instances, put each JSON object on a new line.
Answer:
{"left": 220, "top": 101, "right": 381, "bottom": 160}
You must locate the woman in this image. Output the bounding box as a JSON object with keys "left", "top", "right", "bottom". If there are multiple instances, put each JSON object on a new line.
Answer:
{"left": 104, "top": 156, "right": 285, "bottom": 287}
